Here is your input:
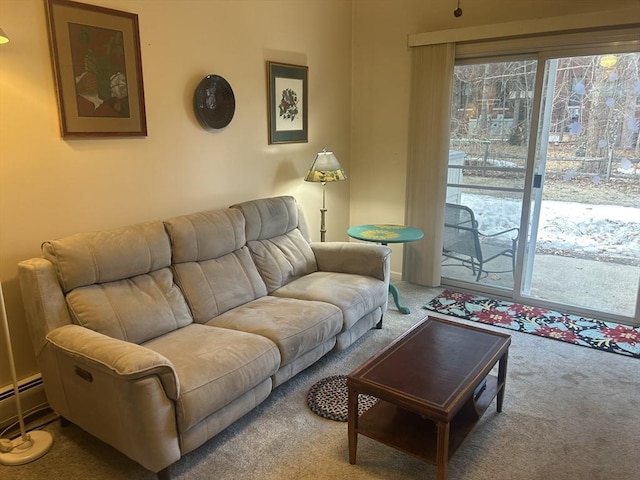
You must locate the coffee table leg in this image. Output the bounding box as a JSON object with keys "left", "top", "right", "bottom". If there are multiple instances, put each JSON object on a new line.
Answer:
{"left": 436, "top": 421, "right": 450, "bottom": 480}
{"left": 348, "top": 388, "right": 358, "bottom": 464}
{"left": 497, "top": 350, "right": 509, "bottom": 413}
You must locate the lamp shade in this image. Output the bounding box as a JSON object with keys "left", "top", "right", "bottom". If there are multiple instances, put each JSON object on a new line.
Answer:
{"left": 0, "top": 28, "right": 9, "bottom": 44}
{"left": 304, "top": 149, "right": 347, "bottom": 183}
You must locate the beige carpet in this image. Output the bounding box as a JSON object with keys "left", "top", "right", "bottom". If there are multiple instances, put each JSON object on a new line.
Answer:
{"left": 1, "top": 282, "right": 638, "bottom": 480}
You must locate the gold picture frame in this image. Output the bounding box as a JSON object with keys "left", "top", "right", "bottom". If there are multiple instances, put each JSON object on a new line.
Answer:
{"left": 267, "top": 61, "right": 308, "bottom": 144}
{"left": 45, "top": 0, "right": 147, "bottom": 137}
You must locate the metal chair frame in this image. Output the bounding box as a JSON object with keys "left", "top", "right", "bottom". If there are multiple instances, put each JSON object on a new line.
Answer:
{"left": 442, "top": 203, "right": 519, "bottom": 281}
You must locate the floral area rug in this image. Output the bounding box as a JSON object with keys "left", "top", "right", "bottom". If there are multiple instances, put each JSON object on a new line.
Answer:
{"left": 425, "top": 290, "right": 640, "bottom": 359}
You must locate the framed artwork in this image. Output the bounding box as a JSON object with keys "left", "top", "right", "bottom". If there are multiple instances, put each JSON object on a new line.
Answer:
{"left": 267, "top": 62, "right": 308, "bottom": 144}
{"left": 45, "top": 0, "right": 147, "bottom": 137}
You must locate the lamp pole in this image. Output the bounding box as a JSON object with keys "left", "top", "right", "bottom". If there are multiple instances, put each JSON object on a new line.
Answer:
{"left": 304, "top": 148, "right": 346, "bottom": 243}
{"left": 320, "top": 181, "right": 327, "bottom": 242}
{"left": 0, "top": 283, "right": 53, "bottom": 465}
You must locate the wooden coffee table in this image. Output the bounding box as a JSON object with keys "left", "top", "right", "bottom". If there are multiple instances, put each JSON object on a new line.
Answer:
{"left": 347, "top": 316, "right": 510, "bottom": 480}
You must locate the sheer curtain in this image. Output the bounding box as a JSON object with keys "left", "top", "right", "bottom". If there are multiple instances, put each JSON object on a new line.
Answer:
{"left": 402, "top": 43, "right": 455, "bottom": 286}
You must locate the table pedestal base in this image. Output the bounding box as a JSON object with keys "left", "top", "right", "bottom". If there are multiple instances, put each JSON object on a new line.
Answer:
{"left": 389, "top": 284, "right": 409, "bottom": 314}
{"left": 346, "top": 224, "right": 424, "bottom": 317}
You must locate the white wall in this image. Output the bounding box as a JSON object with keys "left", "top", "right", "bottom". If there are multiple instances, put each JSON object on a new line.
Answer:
{"left": 0, "top": 0, "right": 353, "bottom": 388}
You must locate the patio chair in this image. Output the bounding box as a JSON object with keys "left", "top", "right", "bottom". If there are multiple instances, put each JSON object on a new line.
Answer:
{"left": 442, "top": 203, "right": 519, "bottom": 281}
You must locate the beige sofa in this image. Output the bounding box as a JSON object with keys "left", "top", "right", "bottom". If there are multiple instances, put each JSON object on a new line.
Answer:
{"left": 17, "top": 196, "right": 391, "bottom": 479}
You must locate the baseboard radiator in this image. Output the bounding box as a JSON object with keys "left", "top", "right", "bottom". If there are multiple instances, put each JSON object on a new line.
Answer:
{"left": 0, "top": 374, "right": 48, "bottom": 431}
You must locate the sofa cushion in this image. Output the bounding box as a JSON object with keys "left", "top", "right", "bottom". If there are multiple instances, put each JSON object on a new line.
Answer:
{"left": 245, "top": 230, "right": 317, "bottom": 293}
{"left": 164, "top": 209, "right": 246, "bottom": 263}
{"left": 231, "top": 196, "right": 317, "bottom": 292}
{"left": 165, "top": 209, "right": 268, "bottom": 322}
{"left": 66, "top": 268, "right": 193, "bottom": 344}
{"left": 171, "top": 248, "right": 268, "bottom": 322}
{"left": 271, "top": 271, "right": 388, "bottom": 332}
{"left": 143, "top": 324, "right": 280, "bottom": 433}
{"left": 206, "top": 296, "right": 342, "bottom": 366}
{"left": 231, "top": 195, "right": 300, "bottom": 241}
{"left": 42, "top": 221, "right": 171, "bottom": 293}
{"left": 42, "top": 221, "right": 191, "bottom": 344}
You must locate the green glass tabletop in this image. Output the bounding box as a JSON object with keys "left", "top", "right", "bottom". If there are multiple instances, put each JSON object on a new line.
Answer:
{"left": 347, "top": 224, "right": 424, "bottom": 244}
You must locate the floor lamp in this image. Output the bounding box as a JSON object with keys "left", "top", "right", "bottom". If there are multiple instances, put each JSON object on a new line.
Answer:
{"left": 0, "top": 28, "right": 51, "bottom": 464}
{"left": 0, "top": 283, "right": 53, "bottom": 465}
{"left": 304, "top": 148, "right": 347, "bottom": 242}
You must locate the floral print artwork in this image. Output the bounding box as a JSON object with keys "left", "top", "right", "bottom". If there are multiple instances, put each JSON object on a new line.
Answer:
{"left": 278, "top": 88, "right": 299, "bottom": 122}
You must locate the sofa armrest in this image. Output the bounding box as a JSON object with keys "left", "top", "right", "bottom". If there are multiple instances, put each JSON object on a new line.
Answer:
{"left": 18, "top": 257, "right": 73, "bottom": 357}
{"left": 47, "top": 324, "right": 180, "bottom": 400}
{"left": 310, "top": 242, "right": 392, "bottom": 282}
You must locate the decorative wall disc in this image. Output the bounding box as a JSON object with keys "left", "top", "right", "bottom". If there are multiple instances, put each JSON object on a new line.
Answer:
{"left": 193, "top": 74, "right": 235, "bottom": 129}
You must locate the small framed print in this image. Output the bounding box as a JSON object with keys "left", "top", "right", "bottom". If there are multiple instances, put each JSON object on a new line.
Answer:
{"left": 267, "top": 62, "right": 308, "bottom": 144}
{"left": 45, "top": 0, "right": 147, "bottom": 137}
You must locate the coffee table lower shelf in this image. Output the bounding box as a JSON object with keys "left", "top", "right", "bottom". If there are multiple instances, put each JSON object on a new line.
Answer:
{"left": 355, "top": 375, "right": 500, "bottom": 464}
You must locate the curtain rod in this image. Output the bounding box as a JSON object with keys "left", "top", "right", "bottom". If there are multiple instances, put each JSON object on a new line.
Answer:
{"left": 407, "top": 7, "right": 640, "bottom": 47}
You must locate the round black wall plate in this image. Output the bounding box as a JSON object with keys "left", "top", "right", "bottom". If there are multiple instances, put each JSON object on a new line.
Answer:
{"left": 193, "top": 74, "right": 235, "bottom": 129}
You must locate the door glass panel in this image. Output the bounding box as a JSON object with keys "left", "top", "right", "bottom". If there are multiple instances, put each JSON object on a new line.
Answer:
{"left": 444, "top": 60, "right": 536, "bottom": 291}
{"left": 524, "top": 53, "right": 640, "bottom": 318}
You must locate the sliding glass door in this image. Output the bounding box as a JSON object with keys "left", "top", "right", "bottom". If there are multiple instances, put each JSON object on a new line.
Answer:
{"left": 522, "top": 52, "right": 640, "bottom": 319}
{"left": 444, "top": 59, "right": 535, "bottom": 292}
{"left": 443, "top": 50, "right": 640, "bottom": 325}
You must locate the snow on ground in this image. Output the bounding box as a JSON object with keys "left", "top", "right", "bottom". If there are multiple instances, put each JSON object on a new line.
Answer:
{"left": 461, "top": 193, "right": 640, "bottom": 262}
